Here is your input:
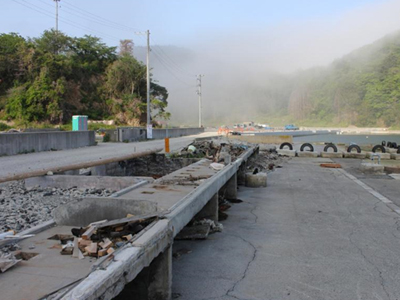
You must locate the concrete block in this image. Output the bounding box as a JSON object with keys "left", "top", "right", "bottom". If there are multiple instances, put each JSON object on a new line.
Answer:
{"left": 360, "top": 163, "right": 385, "bottom": 173}
{"left": 245, "top": 172, "right": 267, "bottom": 188}
{"left": 277, "top": 149, "right": 296, "bottom": 157}
{"left": 385, "top": 147, "right": 398, "bottom": 154}
{"left": 297, "top": 151, "right": 319, "bottom": 158}
{"left": 366, "top": 152, "right": 391, "bottom": 160}
{"left": 53, "top": 197, "right": 157, "bottom": 226}
{"left": 385, "top": 166, "right": 400, "bottom": 174}
{"left": 320, "top": 152, "right": 343, "bottom": 158}
{"left": 343, "top": 152, "right": 366, "bottom": 159}
{"left": 390, "top": 153, "right": 400, "bottom": 160}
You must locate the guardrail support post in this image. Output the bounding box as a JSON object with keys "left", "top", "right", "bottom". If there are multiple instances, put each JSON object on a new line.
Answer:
{"left": 237, "top": 163, "right": 247, "bottom": 186}
{"left": 148, "top": 245, "right": 172, "bottom": 300}
{"left": 194, "top": 193, "right": 219, "bottom": 222}
{"left": 225, "top": 173, "right": 237, "bottom": 200}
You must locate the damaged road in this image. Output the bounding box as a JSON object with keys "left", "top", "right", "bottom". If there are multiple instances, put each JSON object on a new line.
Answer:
{"left": 172, "top": 157, "right": 400, "bottom": 300}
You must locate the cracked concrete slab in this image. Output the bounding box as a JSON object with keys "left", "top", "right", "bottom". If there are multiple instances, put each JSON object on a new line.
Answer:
{"left": 172, "top": 158, "right": 400, "bottom": 300}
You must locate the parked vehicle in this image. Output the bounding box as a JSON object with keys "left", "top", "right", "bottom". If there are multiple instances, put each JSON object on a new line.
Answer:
{"left": 284, "top": 124, "right": 299, "bottom": 130}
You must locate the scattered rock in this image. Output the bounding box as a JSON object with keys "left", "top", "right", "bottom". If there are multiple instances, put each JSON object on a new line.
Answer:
{"left": 0, "top": 180, "right": 116, "bottom": 233}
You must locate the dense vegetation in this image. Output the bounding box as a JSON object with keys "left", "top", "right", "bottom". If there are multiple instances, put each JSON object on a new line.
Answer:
{"left": 275, "top": 31, "right": 400, "bottom": 127}
{"left": 0, "top": 30, "right": 169, "bottom": 127}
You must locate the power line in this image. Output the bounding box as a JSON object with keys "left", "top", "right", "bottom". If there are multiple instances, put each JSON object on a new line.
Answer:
{"left": 36, "top": 0, "right": 133, "bottom": 33}
{"left": 14, "top": 0, "right": 121, "bottom": 42}
{"left": 151, "top": 50, "right": 194, "bottom": 87}
{"left": 151, "top": 38, "right": 195, "bottom": 77}
{"left": 62, "top": 0, "right": 142, "bottom": 32}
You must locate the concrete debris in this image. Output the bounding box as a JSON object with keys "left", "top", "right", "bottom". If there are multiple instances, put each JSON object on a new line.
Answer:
{"left": 0, "top": 180, "right": 116, "bottom": 233}
{"left": 0, "top": 243, "right": 20, "bottom": 255}
{"left": 0, "top": 253, "right": 21, "bottom": 272}
{"left": 194, "top": 219, "right": 223, "bottom": 233}
{"left": 180, "top": 139, "right": 248, "bottom": 162}
{"left": 210, "top": 163, "right": 225, "bottom": 171}
{"left": 175, "top": 224, "right": 210, "bottom": 240}
{"left": 246, "top": 148, "right": 285, "bottom": 173}
{"left": 245, "top": 172, "right": 267, "bottom": 188}
{"left": 65, "top": 214, "right": 157, "bottom": 259}
{"left": 176, "top": 219, "right": 223, "bottom": 240}
{"left": 0, "top": 230, "right": 15, "bottom": 240}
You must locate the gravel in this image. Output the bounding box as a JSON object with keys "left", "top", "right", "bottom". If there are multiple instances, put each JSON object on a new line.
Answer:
{"left": 0, "top": 180, "right": 116, "bottom": 233}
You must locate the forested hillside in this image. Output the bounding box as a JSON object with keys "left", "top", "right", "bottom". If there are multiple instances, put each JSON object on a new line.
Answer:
{"left": 0, "top": 30, "right": 169, "bottom": 127}
{"left": 286, "top": 31, "right": 400, "bottom": 127}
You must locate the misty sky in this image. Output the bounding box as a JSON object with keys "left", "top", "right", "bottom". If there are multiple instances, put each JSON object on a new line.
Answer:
{"left": 2, "top": 0, "right": 400, "bottom": 125}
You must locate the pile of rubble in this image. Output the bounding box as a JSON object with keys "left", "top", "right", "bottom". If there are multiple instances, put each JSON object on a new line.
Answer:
{"left": 179, "top": 139, "right": 249, "bottom": 162}
{"left": 0, "top": 180, "right": 116, "bottom": 233}
{"left": 246, "top": 146, "right": 286, "bottom": 173}
{"left": 57, "top": 214, "right": 157, "bottom": 259}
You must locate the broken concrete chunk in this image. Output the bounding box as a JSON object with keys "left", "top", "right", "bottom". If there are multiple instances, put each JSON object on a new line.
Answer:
{"left": 0, "top": 255, "right": 22, "bottom": 272}
{"left": 175, "top": 224, "right": 210, "bottom": 240}
{"left": 245, "top": 172, "right": 267, "bottom": 187}
{"left": 210, "top": 163, "right": 225, "bottom": 171}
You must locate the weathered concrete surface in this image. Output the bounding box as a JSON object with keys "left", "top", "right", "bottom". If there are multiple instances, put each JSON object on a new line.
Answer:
{"left": 366, "top": 152, "right": 391, "bottom": 160}
{"left": 172, "top": 158, "right": 400, "bottom": 300}
{"left": 343, "top": 152, "right": 367, "bottom": 159}
{"left": 385, "top": 147, "right": 398, "bottom": 154}
{"left": 390, "top": 153, "right": 400, "bottom": 160}
{"left": 245, "top": 172, "right": 267, "bottom": 187}
{"left": 194, "top": 193, "right": 219, "bottom": 222}
{"left": 360, "top": 163, "right": 385, "bottom": 173}
{"left": 63, "top": 219, "right": 172, "bottom": 300}
{"left": 320, "top": 152, "right": 343, "bottom": 158}
{"left": 24, "top": 175, "right": 150, "bottom": 190}
{"left": 119, "top": 127, "right": 205, "bottom": 142}
{"left": 0, "top": 132, "right": 217, "bottom": 183}
{"left": 224, "top": 173, "right": 238, "bottom": 200}
{"left": 297, "top": 151, "right": 319, "bottom": 158}
{"left": 277, "top": 149, "right": 296, "bottom": 157}
{"left": 53, "top": 197, "right": 157, "bottom": 226}
{"left": 0, "top": 225, "right": 96, "bottom": 300}
{"left": 0, "top": 131, "right": 95, "bottom": 156}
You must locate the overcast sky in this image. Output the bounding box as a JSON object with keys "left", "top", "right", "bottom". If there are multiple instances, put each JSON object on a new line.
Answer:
{"left": 2, "top": 0, "right": 400, "bottom": 125}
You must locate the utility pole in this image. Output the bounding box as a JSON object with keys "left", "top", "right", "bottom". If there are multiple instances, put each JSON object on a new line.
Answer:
{"left": 146, "top": 30, "right": 150, "bottom": 129}
{"left": 53, "top": 0, "right": 60, "bottom": 32}
{"left": 135, "top": 30, "right": 151, "bottom": 137}
{"left": 197, "top": 75, "right": 204, "bottom": 127}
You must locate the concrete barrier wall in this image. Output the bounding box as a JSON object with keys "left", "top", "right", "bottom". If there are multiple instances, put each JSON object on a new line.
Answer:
{"left": 0, "top": 131, "right": 96, "bottom": 156}
{"left": 152, "top": 128, "right": 205, "bottom": 139}
{"left": 118, "top": 127, "right": 204, "bottom": 142}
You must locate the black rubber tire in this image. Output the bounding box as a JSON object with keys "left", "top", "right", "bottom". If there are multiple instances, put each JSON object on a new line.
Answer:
{"left": 300, "top": 143, "right": 314, "bottom": 152}
{"left": 382, "top": 141, "right": 386, "bottom": 146}
{"left": 372, "top": 145, "right": 386, "bottom": 153}
{"left": 392, "top": 142, "right": 397, "bottom": 148}
{"left": 347, "top": 144, "right": 361, "bottom": 153}
{"left": 279, "top": 142, "right": 293, "bottom": 150}
{"left": 323, "top": 143, "right": 338, "bottom": 153}
{"left": 387, "top": 142, "right": 392, "bottom": 148}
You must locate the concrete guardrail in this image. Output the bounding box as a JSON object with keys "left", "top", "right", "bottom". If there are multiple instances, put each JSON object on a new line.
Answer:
{"left": 0, "top": 131, "right": 96, "bottom": 156}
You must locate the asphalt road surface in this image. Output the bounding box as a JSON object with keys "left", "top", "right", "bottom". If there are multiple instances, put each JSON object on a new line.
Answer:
{"left": 0, "top": 132, "right": 216, "bottom": 182}
{"left": 173, "top": 157, "right": 400, "bottom": 300}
